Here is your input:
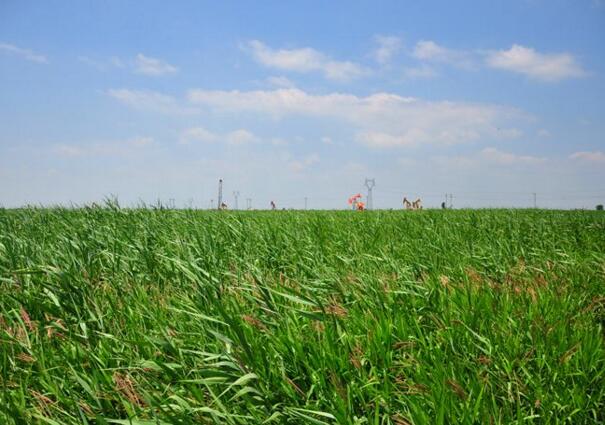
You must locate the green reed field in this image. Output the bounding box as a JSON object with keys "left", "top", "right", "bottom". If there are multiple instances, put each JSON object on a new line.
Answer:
{"left": 1, "top": 207, "right": 604, "bottom": 424}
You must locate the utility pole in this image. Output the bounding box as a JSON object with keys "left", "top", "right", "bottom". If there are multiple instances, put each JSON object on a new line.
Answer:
{"left": 233, "top": 191, "right": 240, "bottom": 210}
{"left": 364, "top": 178, "right": 375, "bottom": 210}
{"left": 246, "top": 198, "right": 252, "bottom": 210}
{"left": 448, "top": 193, "right": 453, "bottom": 209}
{"left": 532, "top": 192, "right": 537, "bottom": 209}
{"left": 304, "top": 197, "right": 308, "bottom": 210}
{"left": 217, "top": 179, "right": 223, "bottom": 210}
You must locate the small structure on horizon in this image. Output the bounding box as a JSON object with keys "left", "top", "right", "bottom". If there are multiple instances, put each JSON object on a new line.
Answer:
{"left": 348, "top": 193, "right": 365, "bottom": 210}
{"left": 403, "top": 197, "right": 422, "bottom": 210}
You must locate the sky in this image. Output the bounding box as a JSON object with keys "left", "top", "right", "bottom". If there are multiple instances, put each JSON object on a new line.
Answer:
{"left": 1, "top": 0, "right": 604, "bottom": 209}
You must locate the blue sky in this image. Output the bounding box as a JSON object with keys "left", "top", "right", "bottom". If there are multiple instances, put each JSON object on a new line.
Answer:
{"left": 1, "top": 0, "right": 604, "bottom": 209}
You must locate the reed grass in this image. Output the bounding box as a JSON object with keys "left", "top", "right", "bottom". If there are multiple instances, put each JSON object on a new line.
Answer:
{"left": 1, "top": 206, "right": 604, "bottom": 424}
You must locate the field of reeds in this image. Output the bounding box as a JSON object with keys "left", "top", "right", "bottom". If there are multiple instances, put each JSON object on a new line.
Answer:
{"left": 1, "top": 206, "right": 604, "bottom": 424}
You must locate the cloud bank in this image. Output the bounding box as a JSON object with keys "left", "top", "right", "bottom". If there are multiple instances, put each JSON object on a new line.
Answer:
{"left": 245, "top": 40, "right": 366, "bottom": 81}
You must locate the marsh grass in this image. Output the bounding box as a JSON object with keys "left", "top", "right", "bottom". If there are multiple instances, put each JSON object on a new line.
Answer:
{"left": 0, "top": 207, "right": 604, "bottom": 424}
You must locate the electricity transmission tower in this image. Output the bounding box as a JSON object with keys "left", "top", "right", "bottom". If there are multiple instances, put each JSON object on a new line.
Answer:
{"left": 233, "top": 191, "right": 240, "bottom": 210}
{"left": 533, "top": 192, "right": 537, "bottom": 208}
{"left": 365, "top": 178, "right": 375, "bottom": 210}
{"left": 217, "top": 179, "right": 223, "bottom": 210}
{"left": 246, "top": 198, "right": 252, "bottom": 210}
{"left": 304, "top": 197, "right": 308, "bottom": 210}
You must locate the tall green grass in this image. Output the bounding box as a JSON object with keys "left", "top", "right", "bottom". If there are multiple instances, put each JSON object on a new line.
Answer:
{"left": 1, "top": 207, "right": 604, "bottom": 424}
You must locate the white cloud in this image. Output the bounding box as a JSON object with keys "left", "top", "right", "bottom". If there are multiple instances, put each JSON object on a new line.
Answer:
{"left": 397, "top": 157, "right": 417, "bottom": 167}
{"left": 78, "top": 56, "right": 106, "bottom": 70}
{"left": 0, "top": 42, "right": 48, "bottom": 63}
{"left": 289, "top": 153, "right": 320, "bottom": 172}
{"left": 403, "top": 65, "right": 438, "bottom": 79}
{"left": 179, "top": 127, "right": 258, "bottom": 146}
{"left": 54, "top": 137, "right": 154, "bottom": 157}
{"left": 111, "top": 56, "right": 126, "bottom": 68}
{"left": 266, "top": 75, "right": 296, "bottom": 88}
{"left": 226, "top": 129, "right": 258, "bottom": 145}
{"left": 432, "top": 147, "right": 546, "bottom": 168}
{"left": 128, "top": 136, "right": 154, "bottom": 147}
{"left": 180, "top": 127, "right": 217, "bottom": 144}
{"left": 569, "top": 151, "right": 605, "bottom": 163}
{"left": 373, "top": 35, "right": 402, "bottom": 64}
{"left": 412, "top": 40, "right": 475, "bottom": 69}
{"left": 133, "top": 53, "right": 178, "bottom": 76}
{"left": 537, "top": 128, "right": 551, "bottom": 138}
{"left": 55, "top": 144, "right": 85, "bottom": 157}
{"left": 245, "top": 40, "right": 366, "bottom": 81}
{"left": 410, "top": 41, "right": 586, "bottom": 82}
{"left": 108, "top": 89, "right": 198, "bottom": 115}
{"left": 321, "top": 136, "right": 333, "bottom": 145}
{"left": 188, "top": 87, "right": 523, "bottom": 148}
{"left": 356, "top": 131, "right": 419, "bottom": 148}
{"left": 494, "top": 127, "right": 523, "bottom": 139}
{"left": 78, "top": 55, "right": 128, "bottom": 71}
{"left": 479, "top": 147, "right": 546, "bottom": 164}
{"left": 486, "top": 45, "right": 585, "bottom": 81}
{"left": 79, "top": 54, "right": 176, "bottom": 76}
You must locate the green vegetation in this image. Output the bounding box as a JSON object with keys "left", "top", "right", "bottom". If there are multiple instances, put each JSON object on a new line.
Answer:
{"left": 1, "top": 207, "right": 604, "bottom": 424}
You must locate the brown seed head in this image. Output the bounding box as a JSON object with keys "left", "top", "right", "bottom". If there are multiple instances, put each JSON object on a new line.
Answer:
{"left": 391, "top": 414, "right": 412, "bottom": 425}
{"left": 242, "top": 314, "right": 268, "bottom": 331}
{"left": 17, "top": 352, "right": 36, "bottom": 363}
{"left": 447, "top": 379, "right": 467, "bottom": 400}
{"left": 20, "top": 307, "right": 37, "bottom": 332}
{"left": 113, "top": 372, "right": 146, "bottom": 407}
{"left": 477, "top": 355, "right": 492, "bottom": 365}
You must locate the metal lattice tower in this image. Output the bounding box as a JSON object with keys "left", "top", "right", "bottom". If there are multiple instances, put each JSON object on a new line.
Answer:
{"left": 246, "top": 198, "right": 252, "bottom": 210}
{"left": 364, "top": 178, "right": 375, "bottom": 210}
{"left": 233, "top": 191, "right": 240, "bottom": 210}
{"left": 217, "top": 179, "right": 223, "bottom": 210}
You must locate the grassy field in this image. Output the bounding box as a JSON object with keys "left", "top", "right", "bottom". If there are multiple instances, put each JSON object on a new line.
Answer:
{"left": 0, "top": 207, "right": 604, "bottom": 424}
